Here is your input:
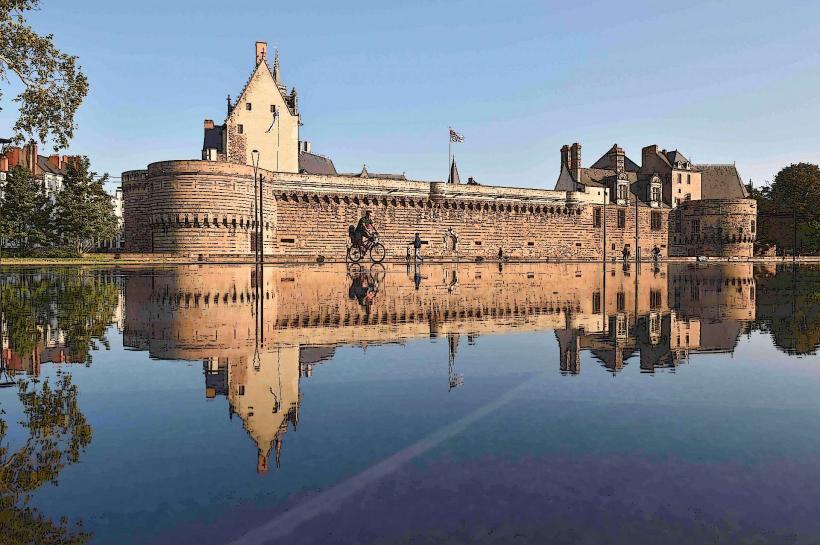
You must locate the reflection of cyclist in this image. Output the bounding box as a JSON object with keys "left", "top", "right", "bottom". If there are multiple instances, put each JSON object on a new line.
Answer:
{"left": 349, "top": 270, "right": 378, "bottom": 308}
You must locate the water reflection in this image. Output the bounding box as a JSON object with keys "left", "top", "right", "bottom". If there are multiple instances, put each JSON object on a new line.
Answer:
{"left": 110, "top": 262, "right": 782, "bottom": 471}
{"left": 1, "top": 263, "right": 820, "bottom": 543}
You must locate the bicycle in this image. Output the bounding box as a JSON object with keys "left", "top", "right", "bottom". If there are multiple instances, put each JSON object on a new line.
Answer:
{"left": 347, "top": 232, "right": 386, "bottom": 263}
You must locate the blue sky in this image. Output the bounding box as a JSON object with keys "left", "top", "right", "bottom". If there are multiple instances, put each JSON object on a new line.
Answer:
{"left": 2, "top": 0, "right": 819, "bottom": 189}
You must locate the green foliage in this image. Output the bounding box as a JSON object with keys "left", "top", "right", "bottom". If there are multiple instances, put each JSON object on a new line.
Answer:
{"left": 0, "top": 374, "right": 92, "bottom": 544}
{"left": 0, "top": 0, "right": 89, "bottom": 150}
{"left": 54, "top": 158, "right": 118, "bottom": 254}
{"left": 755, "top": 265, "right": 820, "bottom": 355}
{"left": 0, "top": 269, "right": 120, "bottom": 363}
{"left": 0, "top": 165, "right": 52, "bottom": 250}
{"left": 752, "top": 163, "right": 820, "bottom": 255}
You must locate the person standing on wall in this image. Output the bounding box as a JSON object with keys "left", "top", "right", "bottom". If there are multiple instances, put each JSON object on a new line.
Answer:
{"left": 413, "top": 233, "right": 423, "bottom": 262}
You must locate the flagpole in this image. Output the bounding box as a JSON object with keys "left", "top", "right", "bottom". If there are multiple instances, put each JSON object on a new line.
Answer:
{"left": 448, "top": 126, "right": 451, "bottom": 183}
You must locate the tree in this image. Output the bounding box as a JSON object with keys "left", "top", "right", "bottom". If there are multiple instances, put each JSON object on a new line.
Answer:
{"left": 0, "top": 374, "right": 93, "bottom": 544}
{"left": 0, "top": 0, "right": 89, "bottom": 150}
{"left": 54, "top": 158, "right": 117, "bottom": 254}
{"left": 0, "top": 165, "right": 52, "bottom": 250}
{"left": 767, "top": 163, "right": 820, "bottom": 255}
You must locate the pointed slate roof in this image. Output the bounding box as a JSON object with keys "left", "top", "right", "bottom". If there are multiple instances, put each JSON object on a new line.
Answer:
{"left": 448, "top": 157, "right": 461, "bottom": 184}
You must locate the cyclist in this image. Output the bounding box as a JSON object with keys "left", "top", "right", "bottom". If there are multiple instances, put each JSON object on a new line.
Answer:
{"left": 354, "top": 211, "right": 377, "bottom": 248}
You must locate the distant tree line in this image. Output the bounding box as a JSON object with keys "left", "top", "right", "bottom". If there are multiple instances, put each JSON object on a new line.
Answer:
{"left": 748, "top": 163, "right": 820, "bottom": 256}
{"left": 0, "top": 157, "right": 118, "bottom": 256}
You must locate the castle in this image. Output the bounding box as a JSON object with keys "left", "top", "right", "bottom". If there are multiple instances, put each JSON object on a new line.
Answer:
{"left": 122, "top": 42, "right": 756, "bottom": 261}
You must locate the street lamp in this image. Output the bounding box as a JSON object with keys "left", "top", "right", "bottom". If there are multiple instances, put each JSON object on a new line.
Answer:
{"left": 251, "top": 149, "right": 260, "bottom": 263}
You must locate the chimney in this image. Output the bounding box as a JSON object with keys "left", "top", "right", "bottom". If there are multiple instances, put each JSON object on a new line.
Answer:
{"left": 6, "top": 147, "right": 21, "bottom": 168}
{"left": 613, "top": 144, "right": 625, "bottom": 174}
{"left": 0, "top": 155, "right": 8, "bottom": 172}
{"left": 569, "top": 142, "right": 581, "bottom": 180}
{"left": 257, "top": 450, "right": 269, "bottom": 474}
{"left": 255, "top": 41, "right": 267, "bottom": 65}
{"left": 204, "top": 119, "right": 214, "bottom": 130}
{"left": 298, "top": 140, "right": 311, "bottom": 153}
{"left": 642, "top": 144, "right": 659, "bottom": 168}
{"left": 560, "top": 144, "right": 570, "bottom": 168}
{"left": 48, "top": 154, "right": 62, "bottom": 170}
{"left": 24, "top": 142, "right": 39, "bottom": 175}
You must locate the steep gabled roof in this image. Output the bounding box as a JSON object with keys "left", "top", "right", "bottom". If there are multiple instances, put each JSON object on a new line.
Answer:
{"left": 665, "top": 150, "right": 689, "bottom": 165}
{"left": 696, "top": 164, "right": 749, "bottom": 199}
{"left": 230, "top": 58, "right": 296, "bottom": 121}
{"left": 299, "top": 151, "right": 337, "bottom": 175}
{"left": 202, "top": 125, "right": 224, "bottom": 153}
{"left": 590, "top": 145, "right": 640, "bottom": 172}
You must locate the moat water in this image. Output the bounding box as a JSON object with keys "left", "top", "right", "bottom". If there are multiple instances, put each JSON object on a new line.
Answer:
{"left": 1, "top": 262, "right": 819, "bottom": 545}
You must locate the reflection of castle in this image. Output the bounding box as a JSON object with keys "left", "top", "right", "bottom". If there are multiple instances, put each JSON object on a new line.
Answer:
{"left": 122, "top": 262, "right": 757, "bottom": 468}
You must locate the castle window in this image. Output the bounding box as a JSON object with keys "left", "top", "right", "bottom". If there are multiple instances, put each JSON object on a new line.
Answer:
{"left": 593, "top": 207, "right": 602, "bottom": 228}
{"left": 280, "top": 238, "right": 295, "bottom": 244}
{"left": 650, "top": 290, "right": 662, "bottom": 309}
{"left": 651, "top": 186, "right": 661, "bottom": 203}
{"left": 687, "top": 174, "right": 691, "bottom": 184}
{"left": 651, "top": 212, "right": 662, "bottom": 231}
{"left": 617, "top": 209, "right": 626, "bottom": 228}
{"left": 237, "top": 124, "right": 244, "bottom": 134}
{"left": 616, "top": 291, "right": 626, "bottom": 312}
{"left": 617, "top": 183, "right": 628, "bottom": 202}
{"left": 592, "top": 291, "right": 601, "bottom": 314}
{"left": 678, "top": 173, "right": 682, "bottom": 183}
{"left": 527, "top": 241, "right": 534, "bottom": 246}
{"left": 751, "top": 220, "right": 756, "bottom": 233}
{"left": 691, "top": 219, "right": 700, "bottom": 234}
{"left": 474, "top": 241, "right": 482, "bottom": 246}
{"left": 270, "top": 105, "right": 276, "bottom": 113}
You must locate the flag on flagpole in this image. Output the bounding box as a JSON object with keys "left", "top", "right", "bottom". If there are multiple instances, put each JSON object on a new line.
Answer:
{"left": 449, "top": 128, "right": 464, "bottom": 143}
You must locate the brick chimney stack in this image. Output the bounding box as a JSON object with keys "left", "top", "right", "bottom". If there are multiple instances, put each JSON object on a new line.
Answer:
{"left": 642, "top": 144, "right": 659, "bottom": 169}
{"left": 6, "top": 147, "right": 21, "bottom": 168}
{"left": 23, "top": 142, "right": 39, "bottom": 175}
{"left": 569, "top": 142, "right": 582, "bottom": 181}
{"left": 48, "top": 154, "right": 62, "bottom": 170}
{"left": 255, "top": 41, "right": 267, "bottom": 65}
{"left": 204, "top": 119, "right": 214, "bottom": 130}
{"left": 560, "top": 145, "right": 570, "bottom": 168}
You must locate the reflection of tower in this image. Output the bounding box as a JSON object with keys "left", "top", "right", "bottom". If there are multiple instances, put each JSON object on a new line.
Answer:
{"left": 226, "top": 345, "right": 301, "bottom": 473}
{"left": 447, "top": 333, "right": 463, "bottom": 390}
{"left": 555, "top": 329, "right": 581, "bottom": 374}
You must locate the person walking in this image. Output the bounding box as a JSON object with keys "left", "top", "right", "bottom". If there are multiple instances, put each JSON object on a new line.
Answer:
{"left": 413, "top": 233, "right": 423, "bottom": 262}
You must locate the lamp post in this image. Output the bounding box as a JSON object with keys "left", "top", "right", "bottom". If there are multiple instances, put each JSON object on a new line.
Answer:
{"left": 251, "top": 149, "right": 260, "bottom": 263}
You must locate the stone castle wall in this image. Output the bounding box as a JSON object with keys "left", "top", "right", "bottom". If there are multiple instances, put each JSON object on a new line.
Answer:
{"left": 669, "top": 199, "right": 756, "bottom": 258}
{"left": 123, "top": 160, "right": 669, "bottom": 261}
